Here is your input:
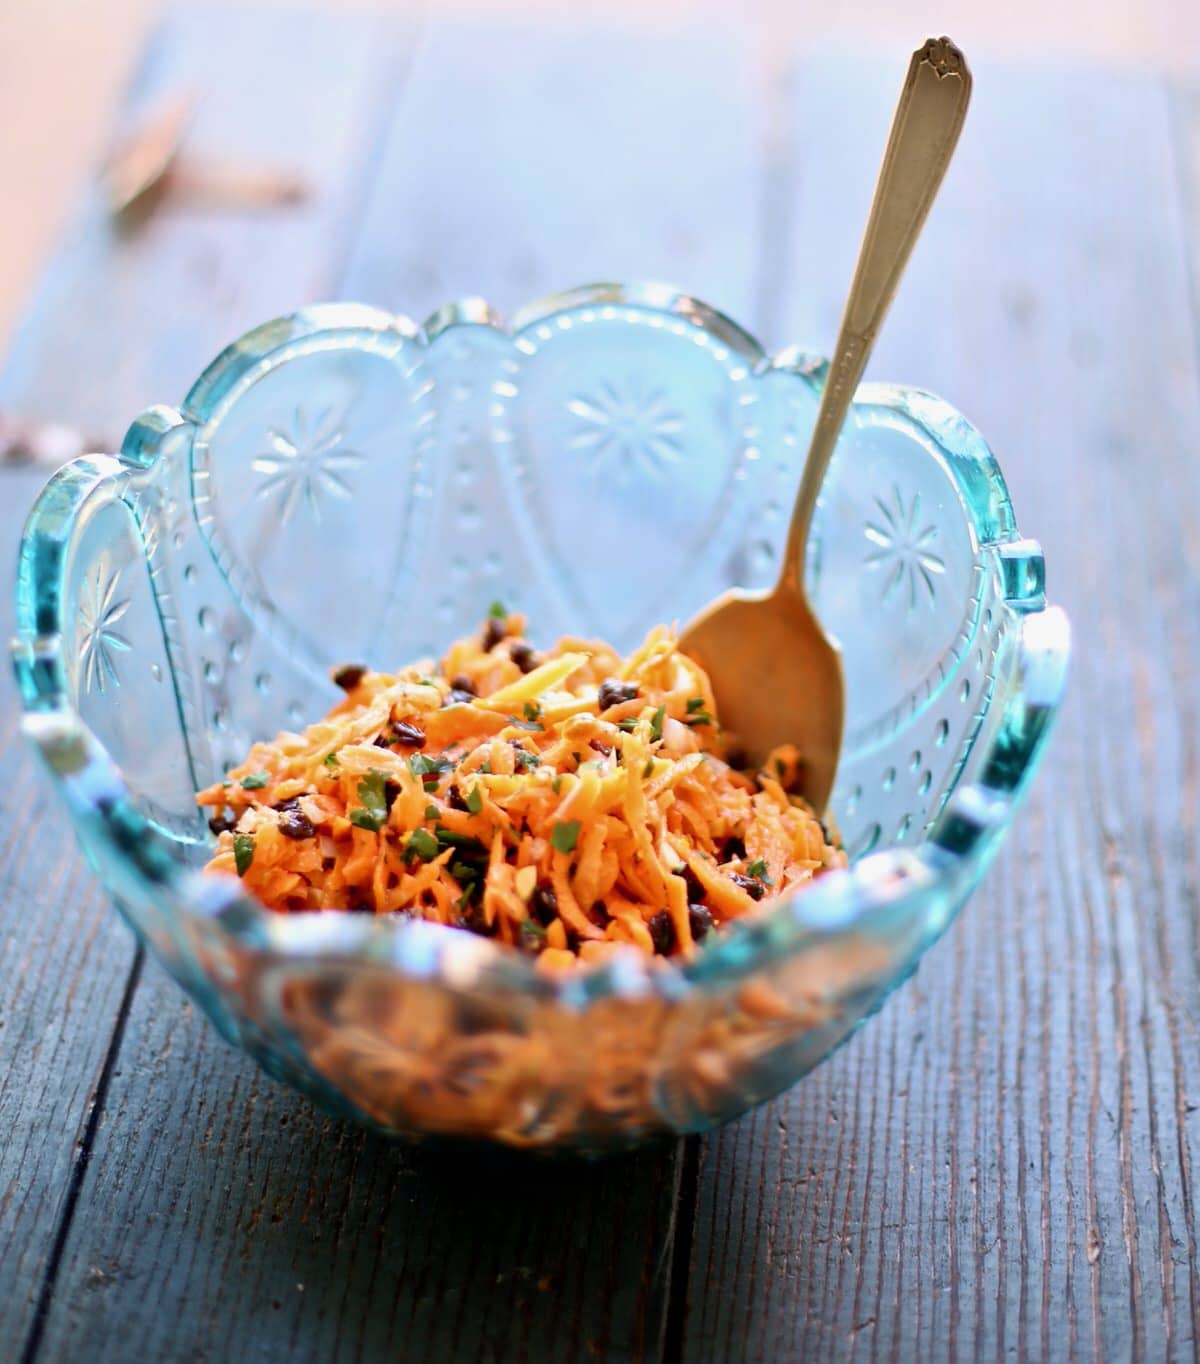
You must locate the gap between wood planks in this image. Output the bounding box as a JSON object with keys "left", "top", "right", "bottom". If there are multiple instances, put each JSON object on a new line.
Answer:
{"left": 17, "top": 953, "right": 145, "bottom": 1364}
{"left": 8, "top": 12, "right": 797, "bottom": 1359}
{"left": 8, "top": 11, "right": 778, "bottom": 1359}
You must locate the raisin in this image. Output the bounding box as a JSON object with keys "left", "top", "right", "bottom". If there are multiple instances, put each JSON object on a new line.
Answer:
{"left": 457, "top": 904, "right": 495, "bottom": 938}
{"left": 722, "top": 836, "right": 747, "bottom": 863}
{"left": 688, "top": 904, "right": 715, "bottom": 942}
{"left": 648, "top": 911, "right": 676, "bottom": 955}
{"left": 332, "top": 663, "right": 366, "bottom": 691}
{"left": 482, "top": 618, "right": 506, "bottom": 651}
{"left": 207, "top": 810, "right": 236, "bottom": 836}
{"left": 589, "top": 739, "right": 614, "bottom": 758}
{"left": 390, "top": 720, "right": 426, "bottom": 748}
{"left": 449, "top": 674, "right": 478, "bottom": 696}
{"left": 598, "top": 678, "right": 640, "bottom": 710}
{"left": 729, "top": 871, "right": 766, "bottom": 901}
{"left": 509, "top": 640, "right": 539, "bottom": 673}
{"left": 273, "top": 797, "right": 315, "bottom": 840}
{"left": 446, "top": 689, "right": 476, "bottom": 706}
{"left": 682, "top": 865, "right": 707, "bottom": 903}
{"left": 530, "top": 884, "right": 559, "bottom": 926}
{"left": 588, "top": 900, "right": 611, "bottom": 928}
{"left": 447, "top": 785, "right": 469, "bottom": 812}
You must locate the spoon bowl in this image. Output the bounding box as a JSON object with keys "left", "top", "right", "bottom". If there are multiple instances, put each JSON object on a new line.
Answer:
{"left": 678, "top": 579, "right": 844, "bottom": 810}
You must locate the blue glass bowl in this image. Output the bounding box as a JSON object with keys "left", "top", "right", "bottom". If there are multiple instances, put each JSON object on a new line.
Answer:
{"left": 13, "top": 285, "right": 1068, "bottom": 1151}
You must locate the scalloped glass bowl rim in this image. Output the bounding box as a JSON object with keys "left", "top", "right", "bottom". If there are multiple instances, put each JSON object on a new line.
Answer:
{"left": 14, "top": 281, "right": 1069, "bottom": 1009}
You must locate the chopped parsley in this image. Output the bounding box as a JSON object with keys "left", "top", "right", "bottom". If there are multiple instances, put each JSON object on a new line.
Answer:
{"left": 488, "top": 600, "right": 507, "bottom": 619}
{"left": 508, "top": 714, "right": 544, "bottom": 732}
{"left": 435, "top": 827, "right": 488, "bottom": 854}
{"left": 409, "top": 752, "right": 453, "bottom": 791}
{"left": 551, "top": 820, "right": 581, "bottom": 854}
{"left": 685, "top": 697, "right": 714, "bottom": 726}
{"left": 617, "top": 718, "right": 639, "bottom": 733}
{"left": 649, "top": 705, "right": 666, "bottom": 742}
{"left": 240, "top": 771, "right": 269, "bottom": 790}
{"left": 405, "top": 828, "right": 440, "bottom": 861}
{"left": 643, "top": 758, "right": 655, "bottom": 779}
{"left": 233, "top": 833, "right": 255, "bottom": 876}
{"left": 746, "top": 857, "right": 774, "bottom": 884}
{"left": 409, "top": 753, "right": 453, "bottom": 779}
{"left": 349, "top": 771, "right": 388, "bottom": 832}
{"left": 551, "top": 774, "right": 562, "bottom": 794}
{"left": 450, "top": 859, "right": 481, "bottom": 884}
{"left": 464, "top": 785, "right": 483, "bottom": 814}
{"left": 512, "top": 748, "right": 540, "bottom": 772}
{"left": 424, "top": 803, "right": 440, "bottom": 820}
{"left": 323, "top": 751, "right": 340, "bottom": 768}
{"left": 523, "top": 700, "right": 542, "bottom": 721}
{"left": 519, "top": 920, "right": 547, "bottom": 951}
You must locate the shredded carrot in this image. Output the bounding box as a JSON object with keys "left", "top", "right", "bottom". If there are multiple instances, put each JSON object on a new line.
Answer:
{"left": 197, "top": 612, "right": 847, "bottom": 967}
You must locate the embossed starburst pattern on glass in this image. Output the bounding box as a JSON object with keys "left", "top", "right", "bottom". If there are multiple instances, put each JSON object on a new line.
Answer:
{"left": 567, "top": 377, "right": 684, "bottom": 482}
{"left": 77, "top": 554, "right": 131, "bottom": 694}
{"left": 863, "top": 486, "right": 946, "bottom": 608}
{"left": 252, "top": 406, "right": 363, "bottom": 524}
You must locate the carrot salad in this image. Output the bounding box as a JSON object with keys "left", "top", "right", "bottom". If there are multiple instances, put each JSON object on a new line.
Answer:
{"left": 197, "top": 608, "right": 846, "bottom": 969}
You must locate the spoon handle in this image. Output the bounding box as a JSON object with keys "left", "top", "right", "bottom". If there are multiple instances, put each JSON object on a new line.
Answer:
{"left": 779, "top": 36, "right": 972, "bottom": 591}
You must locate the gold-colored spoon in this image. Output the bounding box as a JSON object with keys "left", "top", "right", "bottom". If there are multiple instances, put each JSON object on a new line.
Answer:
{"left": 679, "top": 36, "right": 972, "bottom": 814}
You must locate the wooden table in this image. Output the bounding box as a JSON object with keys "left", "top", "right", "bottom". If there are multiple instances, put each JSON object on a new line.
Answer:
{"left": 1, "top": 8, "right": 1198, "bottom": 1360}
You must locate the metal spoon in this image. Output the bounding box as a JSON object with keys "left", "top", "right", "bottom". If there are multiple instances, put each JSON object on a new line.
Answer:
{"left": 679, "top": 36, "right": 972, "bottom": 814}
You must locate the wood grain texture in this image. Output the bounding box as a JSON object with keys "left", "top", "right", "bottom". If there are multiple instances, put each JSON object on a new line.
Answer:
{"left": 0, "top": 8, "right": 416, "bottom": 1360}
{"left": 0, "top": 461, "right": 143, "bottom": 1352}
{"left": 0, "top": 4, "right": 412, "bottom": 438}
{"left": 337, "top": 16, "right": 770, "bottom": 325}
{"left": 682, "top": 62, "right": 1200, "bottom": 1362}
{"left": 6, "top": 11, "right": 1200, "bottom": 1361}
{"left": 15, "top": 12, "right": 772, "bottom": 1362}
{"left": 32, "top": 968, "right": 681, "bottom": 1363}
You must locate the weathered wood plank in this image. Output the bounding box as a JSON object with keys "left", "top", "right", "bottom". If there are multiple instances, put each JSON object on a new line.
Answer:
{"left": 29, "top": 13, "right": 772, "bottom": 1362}
{"left": 0, "top": 8, "right": 412, "bottom": 1359}
{"left": 0, "top": 465, "right": 141, "bottom": 1354}
{"left": 338, "top": 16, "right": 769, "bottom": 325}
{"left": 0, "top": 5, "right": 410, "bottom": 438}
{"left": 683, "top": 62, "right": 1200, "bottom": 1361}
{"left": 33, "top": 977, "right": 679, "bottom": 1363}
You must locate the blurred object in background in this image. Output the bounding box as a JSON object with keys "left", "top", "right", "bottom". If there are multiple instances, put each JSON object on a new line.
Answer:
{"left": 105, "top": 90, "right": 309, "bottom": 221}
{"left": 0, "top": 411, "right": 106, "bottom": 468}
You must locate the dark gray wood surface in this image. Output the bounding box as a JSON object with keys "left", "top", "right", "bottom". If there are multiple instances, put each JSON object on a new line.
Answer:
{"left": 679, "top": 64, "right": 1200, "bottom": 1362}
{"left": 0, "top": 464, "right": 138, "bottom": 1353}
{"left": 1, "top": 8, "right": 1198, "bottom": 1361}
